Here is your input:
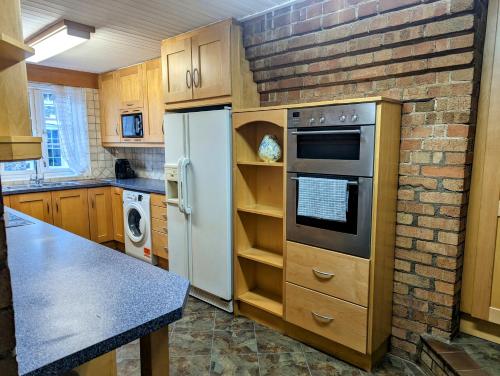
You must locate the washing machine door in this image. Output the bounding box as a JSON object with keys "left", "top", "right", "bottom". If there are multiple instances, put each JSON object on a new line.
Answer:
{"left": 125, "top": 202, "right": 146, "bottom": 243}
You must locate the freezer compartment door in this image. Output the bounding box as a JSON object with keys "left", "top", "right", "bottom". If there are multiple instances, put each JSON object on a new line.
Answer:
{"left": 167, "top": 202, "right": 189, "bottom": 279}
{"left": 187, "top": 109, "right": 232, "bottom": 300}
{"left": 164, "top": 113, "right": 187, "bottom": 165}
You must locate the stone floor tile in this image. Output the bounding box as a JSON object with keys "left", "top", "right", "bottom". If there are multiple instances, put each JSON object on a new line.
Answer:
{"left": 304, "top": 348, "right": 366, "bottom": 376}
{"left": 372, "top": 354, "right": 427, "bottom": 375}
{"left": 169, "top": 331, "right": 213, "bottom": 357}
{"left": 169, "top": 355, "right": 211, "bottom": 376}
{"left": 174, "top": 311, "right": 215, "bottom": 332}
{"left": 116, "top": 359, "right": 140, "bottom": 376}
{"left": 214, "top": 310, "right": 255, "bottom": 331}
{"left": 212, "top": 329, "right": 258, "bottom": 355}
{"left": 116, "top": 340, "right": 140, "bottom": 361}
{"left": 259, "top": 352, "right": 310, "bottom": 376}
{"left": 210, "top": 353, "right": 260, "bottom": 376}
{"left": 256, "top": 328, "right": 303, "bottom": 354}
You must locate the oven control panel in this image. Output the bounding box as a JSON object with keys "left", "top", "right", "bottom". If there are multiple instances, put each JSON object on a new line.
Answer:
{"left": 287, "top": 102, "right": 377, "bottom": 128}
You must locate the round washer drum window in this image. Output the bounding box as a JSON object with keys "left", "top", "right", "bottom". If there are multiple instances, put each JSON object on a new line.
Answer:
{"left": 128, "top": 208, "right": 142, "bottom": 238}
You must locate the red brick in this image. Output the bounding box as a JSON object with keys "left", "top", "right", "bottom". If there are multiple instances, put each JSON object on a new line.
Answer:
{"left": 421, "top": 166, "right": 466, "bottom": 178}
{"left": 358, "top": 1, "right": 378, "bottom": 17}
{"left": 292, "top": 18, "right": 321, "bottom": 34}
{"left": 394, "top": 271, "right": 431, "bottom": 288}
{"left": 416, "top": 240, "right": 460, "bottom": 257}
{"left": 399, "top": 176, "right": 437, "bottom": 190}
{"left": 415, "top": 264, "right": 457, "bottom": 283}
{"left": 398, "top": 202, "right": 435, "bottom": 216}
{"left": 414, "top": 288, "right": 455, "bottom": 306}
{"left": 398, "top": 189, "right": 415, "bottom": 201}
{"left": 418, "top": 217, "right": 461, "bottom": 232}
{"left": 379, "top": 0, "right": 419, "bottom": 12}
{"left": 420, "top": 192, "right": 463, "bottom": 205}
{"left": 397, "top": 225, "right": 434, "bottom": 240}
{"left": 396, "top": 248, "right": 433, "bottom": 264}
{"left": 323, "top": 0, "right": 344, "bottom": 13}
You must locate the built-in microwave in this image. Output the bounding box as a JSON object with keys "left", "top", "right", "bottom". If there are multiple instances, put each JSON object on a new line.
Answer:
{"left": 121, "top": 110, "right": 144, "bottom": 138}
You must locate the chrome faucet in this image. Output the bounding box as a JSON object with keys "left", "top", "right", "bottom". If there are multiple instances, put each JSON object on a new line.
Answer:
{"left": 29, "top": 162, "right": 44, "bottom": 186}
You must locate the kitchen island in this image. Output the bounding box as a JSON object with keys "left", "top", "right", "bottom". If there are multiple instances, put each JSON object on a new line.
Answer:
{"left": 5, "top": 208, "right": 189, "bottom": 376}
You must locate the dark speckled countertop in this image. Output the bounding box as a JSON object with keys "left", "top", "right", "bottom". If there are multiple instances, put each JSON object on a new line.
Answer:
{"left": 6, "top": 208, "right": 189, "bottom": 376}
{"left": 2, "top": 177, "right": 166, "bottom": 196}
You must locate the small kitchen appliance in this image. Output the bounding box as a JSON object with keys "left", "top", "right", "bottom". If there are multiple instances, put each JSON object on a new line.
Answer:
{"left": 121, "top": 110, "right": 144, "bottom": 139}
{"left": 115, "top": 159, "right": 136, "bottom": 179}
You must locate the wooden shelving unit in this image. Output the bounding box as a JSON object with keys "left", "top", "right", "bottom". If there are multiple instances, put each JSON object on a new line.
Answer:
{"left": 233, "top": 109, "right": 287, "bottom": 322}
{"left": 0, "top": 33, "right": 34, "bottom": 71}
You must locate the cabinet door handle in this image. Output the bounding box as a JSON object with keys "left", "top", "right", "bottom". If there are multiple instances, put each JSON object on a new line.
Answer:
{"left": 161, "top": 120, "right": 164, "bottom": 135}
{"left": 46, "top": 202, "right": 50, "bottom": 213}
{"left": 312, "top": 312, "right": 334, "bottom": 323}
{"left": 91, "top": 199, "right": 94, "bottom": 209}
{"left": 193, "top": 68, "right": 200, "bottom": 88}
{"left": 312, "top": 268, "right": 335, "bottom": 279}
{"left": 186, "top": 70, "right": 192, "bottom": 89}
{"left": 56, "top": 201, "right": 59, "bottom": 212}
{"left": 115, "top": 126, "right": 119, "bottom": 135}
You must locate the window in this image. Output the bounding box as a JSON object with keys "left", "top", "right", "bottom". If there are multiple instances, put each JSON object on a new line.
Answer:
{"left": 1, "top": 84, "right": 90, "bottom": 181}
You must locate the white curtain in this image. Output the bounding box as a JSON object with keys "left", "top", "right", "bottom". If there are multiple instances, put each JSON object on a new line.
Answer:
{"left": 52, "top": 85, "right": 90, "bottom": 176}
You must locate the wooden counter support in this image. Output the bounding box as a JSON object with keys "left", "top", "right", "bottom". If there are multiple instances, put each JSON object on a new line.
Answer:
{"left": 140, "top": 325, "right": 169, "bottom": 376}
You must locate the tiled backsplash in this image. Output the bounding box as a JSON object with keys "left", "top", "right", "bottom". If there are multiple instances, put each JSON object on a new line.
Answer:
{"left": 108, "top": 147, "right": 165, "bottom": 180}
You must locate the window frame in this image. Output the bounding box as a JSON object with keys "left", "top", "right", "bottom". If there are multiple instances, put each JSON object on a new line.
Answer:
{"left": 1, "top": 85, "right": 87, "bottom": 181}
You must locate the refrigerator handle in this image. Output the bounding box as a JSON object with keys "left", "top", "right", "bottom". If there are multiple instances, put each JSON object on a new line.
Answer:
{"left": 178, "top": 157, "right": 191, "bottom": 215}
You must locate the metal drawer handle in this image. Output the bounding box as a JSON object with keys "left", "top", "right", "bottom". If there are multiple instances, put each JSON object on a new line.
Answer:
{"left": 291, "top": 130, "right": 361, "bottom": 135}
{"left": 312, "top": 312, "right": 334, "bottom": 323}
{"left": 312, "top": 268, "right": 335, "bottom": 279}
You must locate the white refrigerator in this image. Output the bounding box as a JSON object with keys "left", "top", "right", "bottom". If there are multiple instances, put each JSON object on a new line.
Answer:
{"left": 164, "top": 109, "right": 233, "bottom": 311}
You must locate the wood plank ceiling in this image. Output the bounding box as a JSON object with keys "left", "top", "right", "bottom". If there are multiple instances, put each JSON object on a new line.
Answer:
{"left": 21, "top": 0, "right": 291, "bottom": 73}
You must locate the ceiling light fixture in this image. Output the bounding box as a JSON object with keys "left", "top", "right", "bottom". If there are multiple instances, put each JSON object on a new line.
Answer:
{"left": 26, "top": 20, "right": 95, "bottom": 63}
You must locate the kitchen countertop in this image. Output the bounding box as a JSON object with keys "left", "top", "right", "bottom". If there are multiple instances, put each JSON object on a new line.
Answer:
{"left": 2, "top": 177, "right": 166, "bottom": 196}
{"left": 6, "top": 208, "right": 189, "bottom": 376}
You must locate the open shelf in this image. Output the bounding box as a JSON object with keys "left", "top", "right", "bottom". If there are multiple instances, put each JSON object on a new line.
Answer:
{"left": 237, "top": 204, "right": 283, "bottom": 218}
{"left": 0, "top": 33, "right": 34, "bottom": 70}
{"left": 234, "top": 121, "right": 284, "bottom": 163}
{"left": 237, "top": 161, "right": 284, "bottom": 167}
{"left": 238, "top": 247, "right": 283, "bottom": 269}
{"left": 238, "top": 289, "right": 283, "bottom": 317}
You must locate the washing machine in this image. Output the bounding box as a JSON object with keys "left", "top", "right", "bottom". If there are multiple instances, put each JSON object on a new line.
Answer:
{"left": 123, "top": 190, "right": 156, "bottom": 265}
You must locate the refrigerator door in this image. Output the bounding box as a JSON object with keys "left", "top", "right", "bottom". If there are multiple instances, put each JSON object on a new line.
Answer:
{"left": 164, "top": 113, "right": 190, "bottom": 280}
{"left": 186, "top": 109, "right": 232, "bottom": 300}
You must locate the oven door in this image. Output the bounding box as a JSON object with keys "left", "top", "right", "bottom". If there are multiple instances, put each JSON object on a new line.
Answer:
{"left": 287, "top": 125, "right": 375, "bottom": 177}
{"left": 286, "top": 172, "right": 373, "bottom": 258}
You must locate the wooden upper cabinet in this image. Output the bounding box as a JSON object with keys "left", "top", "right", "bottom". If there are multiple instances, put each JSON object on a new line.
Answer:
{"left": 52, "top": 189, "right": 90, "bottom": 239}
{"left": 144, "top": 59, "right": 164, "bottom": 143}
{"left": 161, "top": 19, "right": 259, "bottom": 110}
{"left": 117, "top": 64, "right": 144, "bottom": 109}
{"left": 88, "top": 187, "right": 114, "bottom": 243}
{"left": 111, "top": 187, "right": 124, "bottom": 243}
{"left": 99, "top": 71, "right": 121, "bottom": 143}
{"left": 9, "top": 192, "right": 53, "bottom": 224}
{"left": 191, "top": 21, "right": 231, "bottom": 100}
{"left": 161, "top": 36, "right": 193, "bottom": 103}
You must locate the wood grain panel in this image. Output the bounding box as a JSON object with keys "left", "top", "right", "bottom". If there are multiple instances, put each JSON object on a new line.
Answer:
{"left": 9, "top": 192, "right": 53, "bottom": 223}
{"left": 152, "top": 230, "right": 168, "bottom": 259}
{"left": 88, "top": 187, "right": 114, "bottom": 243}
{"left": 152, "top": 217, "right": 167, "bottom": 234}
{"left": 151, "top": 193, "right": 167, "bottom": 207}
{"left": 111, "top": 187, "right": 124, "bottom": 243}
{"left": 151, "top": 204, "right": 167, "bottom": 221}
{"left": 52, "top": 188, "right": 90, "bottom": 239}
{"left": 27, "top": 64, "right": 98, "bottom": 88}
{"left": 285, "top": 282, "right": 368, "bottom": 354}
{"left": 286, "top": 241, "right": 370, "bottom": 307}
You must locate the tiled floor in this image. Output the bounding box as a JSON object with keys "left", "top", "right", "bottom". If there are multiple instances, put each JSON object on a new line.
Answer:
{"left": 450, "top": 333, "right": 500, "bottom": 375}
{"left": 117, "top": 296, "right": 427, "bottom": 376}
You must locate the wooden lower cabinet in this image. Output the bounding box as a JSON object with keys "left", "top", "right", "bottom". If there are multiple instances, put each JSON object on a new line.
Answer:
{"left": 9, "top": 192, "right": 53, "bottom": 223}
{"left": 52, "top": 189, "right": 90, "bottom": 239}
{"left": 151, "top": 193, "right": 168, "bottom": 261}
{"left": 111, "top": 187, "right": 124, "bottom": 243}
{"left": 88, "top": 187, "right": 114, "bottom": 243}
{"left": 285, "top": 283, "right": 368, "bottom": 354}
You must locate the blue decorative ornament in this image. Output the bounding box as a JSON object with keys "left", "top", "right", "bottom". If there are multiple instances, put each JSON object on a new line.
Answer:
{"left": 258, "top": 134, "right": 281, "bottom": 162}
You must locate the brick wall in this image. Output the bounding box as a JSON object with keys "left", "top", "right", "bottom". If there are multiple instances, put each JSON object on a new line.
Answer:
{"left": 0, "top": 178, "right": 18, "bottom": 375}
{"left": 242, "top": 0, "right": 488, "bottom": 359}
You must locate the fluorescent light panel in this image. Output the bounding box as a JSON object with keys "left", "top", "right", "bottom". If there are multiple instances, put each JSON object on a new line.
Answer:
{"left": 26, "top": 20, "right": 95, "bottom": 63}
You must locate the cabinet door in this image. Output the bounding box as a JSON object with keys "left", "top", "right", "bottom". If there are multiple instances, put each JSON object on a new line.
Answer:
{"left": 3, "top": 195, "right": 11, "bottom": 207}
{"left": 111, "top": 187, "right": 124, "bottom": 243}
{"left": 191, "top": 21, "right": 231, "bottom": 100}
{"left": 490, "top": 201, "right": 500, "bottom": 323}
{"left": 161, "top": 37, "right": 193, "bottom": 103}
{"left": 88, "top": 187, "right": 114, "bottom": 243}
{"left": 98, "top": 72, "right": 121, "bottom": 143}
{"left": 52, "top": 189, "right": 90, "bottom": 239}
{"left": 9, "top": 192, "right": 53, "bottom": 223}
{"left": 144, "top": 59, "right": 165, "bottom": 143}
{"left": 117, "top": 65, "right": 144, "bottom": 109}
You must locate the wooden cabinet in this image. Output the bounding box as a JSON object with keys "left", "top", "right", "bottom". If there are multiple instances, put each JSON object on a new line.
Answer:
{"left": 111, "top": 187, "right": 124, "bottom": 243}
{"left": 151, "top": 194, "right": 168, "bottom": 261}
{"left": 161, "top": 19, "right": 258, "bottom": 110}
{"left": 52, "top": 189, "right": 90, "bottom": 239}
{"left": 0, "top": 0, "right": 42, "bottom": 161}
{"left": 117, "top": 64, "right": 144, "bottom": 109}
{"left": 144, "top": 59, "right": 164, "bottom": 143}
{"left": 98, "top": 71, "right": 121, "bottom": 143}
{"left": 88, "top": 187, "right": 114, "bottom": 243}
{"left": 98, "top": 58, "right": 164, "bottom": 147}
{"left": 9, "top": 192, "right": 53, "bottom": 223}
{"left": 162, "top": 37, "right": 193, "bottom": 103}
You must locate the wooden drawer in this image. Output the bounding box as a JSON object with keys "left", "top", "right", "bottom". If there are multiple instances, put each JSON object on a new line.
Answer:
{"left": 152, "top": 230, "right": 168, "bottom": 259}
{"left": 151, "top": 204, "right": 167, "bottom": 220}
{"left": 151, "top": 194, "right": 167, "bottom": 208}
{"left": 152, "top": 217, "right": 167, "bottom": 234}
{"left": 286, "top": 241, "right": 370, "bottom": 307}
{"left": 285, "top": 283, "right": 367, "bottom": 353}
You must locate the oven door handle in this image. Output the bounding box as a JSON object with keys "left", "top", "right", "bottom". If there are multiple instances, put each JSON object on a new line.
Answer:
{"left": 291, "top": 129, "right": 361, "bottom": 135}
